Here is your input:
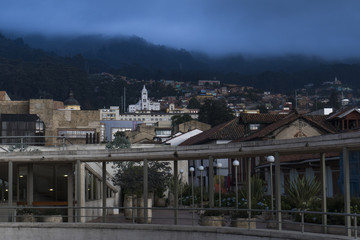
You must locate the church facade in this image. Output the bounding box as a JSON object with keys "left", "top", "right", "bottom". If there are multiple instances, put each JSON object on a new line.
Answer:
{"left": 128, "top": 85, "right": 160, "bottom": 113}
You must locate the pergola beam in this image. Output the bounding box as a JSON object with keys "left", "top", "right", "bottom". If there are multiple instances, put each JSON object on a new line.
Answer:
{"left": 2, "top": 131, "right": 360, "bottom": 163}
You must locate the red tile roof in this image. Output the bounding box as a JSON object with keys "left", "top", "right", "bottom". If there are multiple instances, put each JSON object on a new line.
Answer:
{"left": 180, "top": 117, "right": 243, "bottom": 145}
{"left": 235, "top": 113, "right": 337, "bottom": 142}
{"left": 180, "top": 113, "right": 287, "bottom": 146}
{"left": 326, "top": 107, "right": 360, "bottom": 120}
{"left": 239, "top": 113, "right": 285, "bottom": 124}
{"left": 181, "top": 112, "right": 338, "bottom": 146}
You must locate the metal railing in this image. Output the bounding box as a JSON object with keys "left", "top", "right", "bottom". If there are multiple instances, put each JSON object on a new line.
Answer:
{"left": 0, "top": 136, "right": 73, "bottom": 152}
{"left": 0, "top": 205, "right": 358, "bottom": 239}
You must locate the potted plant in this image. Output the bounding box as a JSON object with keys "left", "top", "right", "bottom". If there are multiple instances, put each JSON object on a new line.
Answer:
{"left": 112, "top": 152, "right": 172, "bottom": 224}
{"left": 230, "top": 209, "right": 256, "bottom": 229}
{"left": 200, "top": 209, "right": 225, "bottom": 227}
{"left": 16, "top": 208, "right": 36, "bottom": 222}
{"left": 37, "top": 208, "right": 64, "bottom": 223}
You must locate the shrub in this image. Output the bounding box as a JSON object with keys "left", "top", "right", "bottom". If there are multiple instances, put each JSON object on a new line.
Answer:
{"left": 203, "top": 209, "right": 224, "bottom": 216}
{"left": 285, "top": 176, "right": 320, "bottom": 210}
{"left": 231, "top": 209, "right": 250, "bottom": 219}
{"left": 239, "top": 176, "right": 265, "bottom": 204}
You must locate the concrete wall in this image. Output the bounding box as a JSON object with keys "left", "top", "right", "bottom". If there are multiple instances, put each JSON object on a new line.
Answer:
{"left": 0, "top": 224, "right": 348, "bottom": 240}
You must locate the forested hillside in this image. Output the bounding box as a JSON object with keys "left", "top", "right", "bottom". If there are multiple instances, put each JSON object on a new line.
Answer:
{"left": 1, "top": 33, "right": 360, "bottom": 109}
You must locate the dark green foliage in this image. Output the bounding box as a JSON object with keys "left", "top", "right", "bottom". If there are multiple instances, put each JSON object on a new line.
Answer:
{"left": 285, "top": 176, "right": 321, "bottom": 210}
{"left": 198, "top": 99, "right": 234, "bottom": 127}
{"left": 329, "top": 89, "right": 340, "bottom": 110}
{"left": 230, "top": 209, "right": 250, "bottom": 219}
{"left": 3, "top": 33, "right": 360, "bottom": 108}
{"left": 239, "top": 176, "right": 266, "bottom": 205}
{"left": 203, "top": 209, "right": 224, "bottom": 216}
{"left": 112, "top": 161, "right": 172, "bottom": 196}
{"left": 171, "top": 114, "right": 193, "bottom": 127}
{"left": 179, "top": 183, "right": 205, "bottom": 205}
{"left": 258, "top": 104, "right": 269, "bottom": 113}
{"left": 187, "top": 97, "right": 201, "bottom": 109}
{"left": 105, "top": 132, "right": 131, "bottom": 149}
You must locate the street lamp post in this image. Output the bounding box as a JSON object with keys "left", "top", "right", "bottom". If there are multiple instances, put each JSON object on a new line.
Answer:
{"left": 198, "top": 165, "right": 204, "bottom": 209}
{"left": 233, "top": 160, "right": 239, "bottom": 209}
{"left": 217, "top": 162, "right": 222, "bottom": 207}
{"left": 189, "top": 167, "right": 195, "bottom": 225}
{"left": 180, "top": 169, "right": 184, "bottom": 208}
{"left": 267, "top": 156, "right": 275, "bottom": 213}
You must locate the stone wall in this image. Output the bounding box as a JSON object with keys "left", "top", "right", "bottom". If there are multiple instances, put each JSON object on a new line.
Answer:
{"left": 30, "top": 99, "right": 56, "bottom": 141}
{"left": 53, "top": 110, "right": 100, "bottom": 144}
{"left": 274, "top": 119, "right": 323, "bottom": 140}
{"left": 0, "top": 101, "right": 29, "bottom": 114}
{"left": 177, "top": 120, "right": 211, "bottom": 133}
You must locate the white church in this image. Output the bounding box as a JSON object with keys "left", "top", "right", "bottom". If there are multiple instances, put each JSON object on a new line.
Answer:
{"left": 128, "top": 85, "right": 161, "bottom": 113}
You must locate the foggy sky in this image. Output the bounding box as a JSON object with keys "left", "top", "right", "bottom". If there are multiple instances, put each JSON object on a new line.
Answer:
{"left": 1, "top": 0, "right": 360, "bottom": 58}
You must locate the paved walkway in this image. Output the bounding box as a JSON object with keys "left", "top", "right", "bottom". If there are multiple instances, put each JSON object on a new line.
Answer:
{"left": 89, "top": 208, "right": 352, "bottom": 238}
{"left": 90, "top": 208, "right": 201, "bottom": 226}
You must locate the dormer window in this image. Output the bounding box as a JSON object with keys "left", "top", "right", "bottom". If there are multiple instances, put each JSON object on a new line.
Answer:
{"left": 249, "top": 124, "right": 260, "bottom": 131}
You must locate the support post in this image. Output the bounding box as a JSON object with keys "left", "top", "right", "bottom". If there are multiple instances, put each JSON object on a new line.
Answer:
{"left": 247, "top": 157, "right": 252, "bottom": 216}
{"left": 27, "top": 163, "right": 33, "bottom": 206}
{"left": 343, "top": 147, "right": 351, "bottom": 237}
{"left": 191, "top": 170, "right": 194, "bottom": 225}
{"left": 275, "top": 152, "right": 282, "bottom": 230}
{"left": 85, "top": 169, "right": 89, "bottom": 202}
{"left": 76, "top": 159, "right": 81, "bottom": 222}
{"left": 90, "top": 173, "right": 94, "bottom": 200}
{"left": 174, "top": 159, "right": 178, "bottom": 225}
{"left": 270, "top": 162, "right": 273, "bottom": 212}
{"left": 8, "top": 161, "right": 13, "bottom": 222}
{"left": 235, "top": 163, "right": 238, "bottom": 209}
{"left": 102, "top": 161, "right": 107, "bottom": 222}
{"left": 208, "top": 156, "right": 214, "bottom": 208}
{"left": 67, "top": 164, "right": 74, "bottom": 222}
{"left": 143, "top": 159, "right": 148, "bottom": 224}
{"left": 320, "top": 153, "right": 327, "bottom": 233}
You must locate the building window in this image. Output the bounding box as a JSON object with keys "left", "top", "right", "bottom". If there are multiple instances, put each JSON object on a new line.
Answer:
{"left": 58, "top": 129, "right": 96, "bottom": 139}
{"left": 155, "top": 129, "right": 172, "bottom": 137}
{"left": 35, "top": 119, "right": 45, "bottom": 134}
{"left": 85, "top": 169, "right": 102, "bottom": 201}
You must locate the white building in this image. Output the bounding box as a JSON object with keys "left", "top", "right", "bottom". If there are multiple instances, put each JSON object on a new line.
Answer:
{"left": 128, "top": 85, "right": 160, "bottom": 113}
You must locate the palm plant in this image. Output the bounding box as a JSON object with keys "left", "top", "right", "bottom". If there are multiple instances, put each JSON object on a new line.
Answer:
{"left": 239, "top": 176, "right": 265, "bottom": 206}
{"left": 285, "top": 176, "right": 321, "bottom": 210}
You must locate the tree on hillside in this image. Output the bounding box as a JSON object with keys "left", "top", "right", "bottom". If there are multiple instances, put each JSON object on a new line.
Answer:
{"left": 258, "top": 104, "right": 269, "bottom": 113}
{"left": 171, "top": 114, "right": 193, "bottom": 127}
{"left": 198, "top": 99, "right": 234, "bottom": 127}
{"left": 105, "top": 131, "right": 131, "bottom": 149}
{"left": 187, "top": 97, "right": 201, "bottom": 109}
{"left": 328, "top": 89, "right": 340, "bottom": 110}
